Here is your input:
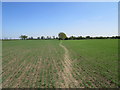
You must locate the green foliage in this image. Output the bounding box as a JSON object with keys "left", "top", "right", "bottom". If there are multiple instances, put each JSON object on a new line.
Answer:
{"left": 58, "top": 32, "right": 67, "bottom": 40}
{"left": 19, "top": 35, "right": 28, "bottom": 40}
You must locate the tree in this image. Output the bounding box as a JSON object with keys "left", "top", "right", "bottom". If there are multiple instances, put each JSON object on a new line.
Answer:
{"left": 46, "top": 36, "right": 49, "bottom": 39}
{"left": 52, "top": 36, "right": 55, "bottom": 39}
{"left": 86, "top": 36, "right": 90, "bottom": 39}
{"left": 69, "top": 36, "right": 76, "bottom": 40}
{"left": 49, "top": 36, "right": 51, "bottom": 39}
{"left": 41, "top": 36, "right": 45, "bottom": 40}
{"left": 37, "top": 37, "right": 40, "bottom": 40}
{"left": 77, "top": 36, "right": 84, "bottom": 39}
{"left": 58, "top": 32, "right": 67, "bottom": 40}
{"left": 20, "top": 35, "right": 28, "bottom": 40}
{"left": 56, "top": 37, "right": 58, "bottom": 39}
{"left": 29, "top": 37, "right": 33, "bottom": 40}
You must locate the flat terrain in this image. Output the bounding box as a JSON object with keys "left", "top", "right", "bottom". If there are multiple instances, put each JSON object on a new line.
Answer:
{"left": 0, "top": 40, "right": 2, "bottom": 88}
{"left": 2, "top": 39, "right": 118, "bottom": 88}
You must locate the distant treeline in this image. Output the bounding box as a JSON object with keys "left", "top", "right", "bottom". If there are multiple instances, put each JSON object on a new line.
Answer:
{"left": 64, "top": 36, "right": 120, "bottom": 40}
{"left": 2, "top": 35, "right": 120, "bottom": 40}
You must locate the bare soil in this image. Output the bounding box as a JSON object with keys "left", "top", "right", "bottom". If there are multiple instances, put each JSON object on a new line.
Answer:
{"left": 59, "top": 41, "right": 80, "bottom": 88}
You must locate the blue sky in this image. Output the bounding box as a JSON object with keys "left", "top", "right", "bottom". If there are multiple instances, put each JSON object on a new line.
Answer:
{"left": 2, "top": 2, "right": 118, "bottom": 38}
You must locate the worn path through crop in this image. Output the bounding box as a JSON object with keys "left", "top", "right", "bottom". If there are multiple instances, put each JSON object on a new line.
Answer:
{"left": 59, "top": 41, "right": 80, "bottom": 88}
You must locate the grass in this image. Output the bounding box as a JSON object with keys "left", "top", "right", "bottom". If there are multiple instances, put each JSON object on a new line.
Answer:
{"left": 2, "top": 39, "right": 119, "bottom": 88}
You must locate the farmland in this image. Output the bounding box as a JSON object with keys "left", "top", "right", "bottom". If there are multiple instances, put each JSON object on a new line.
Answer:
{"left": 0, "top": 40, "right": 2, "bottom": 88}
{"left": 2, "top": 39, "right": 119, "bottom": 88}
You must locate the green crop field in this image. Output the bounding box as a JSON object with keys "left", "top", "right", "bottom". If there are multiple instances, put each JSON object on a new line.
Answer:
{"left": 2, "top": 39, "right": 119, "bottom": 88}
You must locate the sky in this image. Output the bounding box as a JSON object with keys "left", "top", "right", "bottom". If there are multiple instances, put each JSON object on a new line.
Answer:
{"left": 2, "top": 2, "right": 118, "bottom": 39}
{"left": 0, "top": 2, "right": 2, "bottom": 39}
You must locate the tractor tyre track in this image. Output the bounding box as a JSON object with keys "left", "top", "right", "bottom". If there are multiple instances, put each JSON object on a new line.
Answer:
{"left": 59, "top": 41, "right": 79, "bottom": 88}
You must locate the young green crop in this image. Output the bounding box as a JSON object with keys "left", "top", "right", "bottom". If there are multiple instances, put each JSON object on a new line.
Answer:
{"left": 2, "top": 39, "right": 118, "bottom": 88}
{"left": 62, "top": 39, "right": 118, "bottom": 87}
{"left": 2, "top": 40, "right": 64, "bottom": 88}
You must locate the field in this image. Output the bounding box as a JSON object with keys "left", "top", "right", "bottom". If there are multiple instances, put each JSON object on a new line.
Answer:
{"left": 2, "top": 39, "right": 118, "bottom": 88}
{"left": 0, "top": 40, "right": 2, "bottom": 88}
